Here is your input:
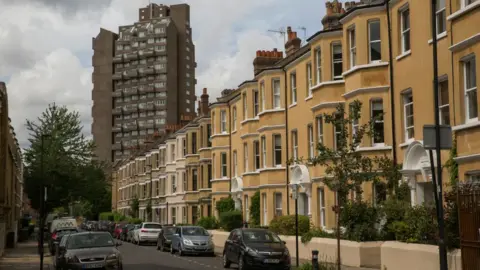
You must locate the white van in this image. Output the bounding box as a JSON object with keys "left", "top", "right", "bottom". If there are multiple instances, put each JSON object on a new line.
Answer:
{"left": 50, "top": 218, "right": 77, "bottom": 233}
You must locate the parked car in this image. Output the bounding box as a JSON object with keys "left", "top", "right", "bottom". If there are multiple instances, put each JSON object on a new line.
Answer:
{"left": 156, "top": 226, "right": 176, "bottom": 252}
{"left": 120, "top": 224, "right": 133, "bottom": 241}
{"left": 48, "top": 227, "right": 78, "bottom": 255}
{"left": 113, "top": 223, "right": 124, "bottom": 239}
{"left": 222, "top": 228, "right": 290, "bottom": 270}
{"left": 52, "top": 233, "right": 72, "bottom": 269}
{"left": 54, "top": 231, "right": 123, "bottom": 270}
{"left": 132, "top": 222, "right": 162, "bottom": 245}
{"left": 126, "top": 224, "right": 140, "bottom": 242}
{"left": 170, "top": 226, "right": 214, "bottom": 256}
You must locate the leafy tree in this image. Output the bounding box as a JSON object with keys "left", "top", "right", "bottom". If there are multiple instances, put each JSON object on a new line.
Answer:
{"left": 23, "top": 103, "right": 110, "bottom": 216}
{"left": 298, "top": 101, "right": 379, "bottom": 268}
{"left": 130, "top": 197, "right": 139, "bottom": 218}
{"left": 249, "top": 191, "right": 261, "bottom": 226}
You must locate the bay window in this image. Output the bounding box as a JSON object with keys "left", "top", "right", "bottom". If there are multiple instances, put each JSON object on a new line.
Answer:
{"left": 464, "top": 56, "right": 478, "bottom": 122}
{"left": 332, "top": 44, "right": 343, "bottom": 80}
{"left": 368, "top": 20, "right": 381, "bottom": 62}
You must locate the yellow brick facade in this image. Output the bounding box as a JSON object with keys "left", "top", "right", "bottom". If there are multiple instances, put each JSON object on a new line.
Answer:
{"left": 112, "top": 0, "right": 480, "bottom": 229}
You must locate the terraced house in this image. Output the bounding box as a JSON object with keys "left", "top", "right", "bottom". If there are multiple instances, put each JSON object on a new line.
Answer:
{"left": 0, "top": 82, "right": 24, "bottom": 255}
{"left": 209, "top": 0, "right": 479, "bottom": 229}
{"left": 113, "top": 89, "right": 212, "bottom": 224}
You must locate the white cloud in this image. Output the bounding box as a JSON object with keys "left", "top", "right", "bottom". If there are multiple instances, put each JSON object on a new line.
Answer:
{"left": 0, "top": 0, "right": 325, "bottom": 148}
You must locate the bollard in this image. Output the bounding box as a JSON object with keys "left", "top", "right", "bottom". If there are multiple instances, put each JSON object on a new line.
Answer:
{"left": 312, "top": 250, "right": 319, "bottom": 270}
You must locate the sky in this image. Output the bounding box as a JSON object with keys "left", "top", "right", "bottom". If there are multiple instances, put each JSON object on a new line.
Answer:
{"left": 0, "top": 0, "right": 326, "bottom": 149}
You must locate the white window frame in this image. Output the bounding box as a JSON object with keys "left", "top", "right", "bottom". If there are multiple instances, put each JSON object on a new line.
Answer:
{"left": 292, "top": 131, "right": 298, "bottom": 160}
{"left": 462, "top": 0, "right": 478, "bottom": 8}
{"left": 315, "top": 48, "right": 322, "bottom": 84}
{"left": 318, "top": 188, "right": 326, "bottom": 228}
{"left": 260, "top": 83, "right": 265, "bottom": 111}
{"left": 232, "top": 107, "right": 237, "bottom": 131}
{"left": 244, "top": 195, "right": 249, "bottom": 222}
{"left": 368, "top": 20, "right": 381, "bottom": 63}
{"left": 262, "top": 193, "right": 268, "bottom": 226}
{"left": 332, "top": 44, "right": 343, "bottom": 80}
{"left": 400, "top": 7, "right": 411, "bottom": 53}
{"left": 254, "top": 141, "right": 260, "bottom": 170}
{"left": 435, "top": 0, "right": 446, "bottom": 36}
{"left": 316, "top": 116, "right": 324, "bottom": 146}
{"left": 307, "top": 63, "right": 313, "bottom": 94}
{"left": 233, "top": 151, "right": 238, "bottom": 177}
{"left": 290, "top": 73, "right": 297, "bottom": 104}
{"left": 253, "top": 90, "right": 259, "bottom": 116}
{"left": 274, "top": 193, "right": 282, "bottom": 217}
{"left": 334, "top": 114, "right": 342, "bottom": 151}
{"left": 212, "top": 154, "right": 216, "bottom": 179}
{"left": 221, "top": 152, "right": 227, "bottom": 178}
{"left": 273, "top": 134, "right": 282, "bottom": 167}
{"left": 349, "top": 27, "right": 356, "bottom": 68}
{"left": 220, "top": 110, "right": 227, "bottom": 133}
{"left": 438, "top": 79, "right": 450, "bottom": 125}
{"left": 308, "top": 125, "right": 314, "bottom": 159}
{"left": 211, "top": 112, "right": 215, "bottom": 135}
{"left": 464, "top": 56, "right": 478, "bottom": 122}
{"left": 403, "top": 91, "right": 415, "bottom": 141}
{"left": 351, "top": 104, "right": 359, "bottom": 140}
{"left": 244, "top": 143, "right": 249, "bottom": 172}
{"left": 261, "top": 136, "right": 267, "bottom": 168}
{"left": 243, "top": 93, "right": 248, "bottom": 119}
{"left": 171, "top": 174, "right": 177, "bottom": 193}
{"left": 272, "top": 79, "right": 281, "bottom": 108}
{"left": 371, "top": 99, "right": 385, "bottom": 146}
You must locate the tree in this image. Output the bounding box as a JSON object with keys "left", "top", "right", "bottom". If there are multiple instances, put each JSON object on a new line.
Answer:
{"left": 23, "top": 103, "right": 109, "bottom": 215}
{"left": 298, "top": 101, "right": 379, "bottom": 270}
{"left": 130, "top": 197, "right": 139, "bottom": 218}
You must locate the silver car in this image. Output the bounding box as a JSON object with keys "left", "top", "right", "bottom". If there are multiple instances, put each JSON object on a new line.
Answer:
{"left": 170, "top": 226, "right": 215, "bottom": 256}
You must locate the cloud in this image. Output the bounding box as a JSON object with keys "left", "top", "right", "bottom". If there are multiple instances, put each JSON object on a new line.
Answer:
{"left": 0, "top": 0, "right": 325, "bottom": 148}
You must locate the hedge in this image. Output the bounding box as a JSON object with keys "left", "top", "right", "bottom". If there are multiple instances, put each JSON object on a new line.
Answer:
{"left": 269, "top": 215, "right": 310, "bottom": 236}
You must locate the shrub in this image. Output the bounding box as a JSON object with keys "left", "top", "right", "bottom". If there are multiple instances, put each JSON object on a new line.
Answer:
{"left": 379, "top": 198, "right": 410, "bottom": 240}
{"left": 269, "top": 215, "right": 310, "bottom": 236}
{"left": 216, "top": 197, "right": 235, "bottom": 214}
{"left": 444, "top": 187, "right": 460, "bottom": 250}
{"left": 128, "top": 218, "right": 143, "bottom": 224}
{"left": 196, "top": 216, "right": 219, "bottom": 230}
{"left": 301, "top": 228, "right": 335, "bottom": 244}
{"left": 340, "top": 201, "right": 379, "bottom": 241}
{"left": 390, "top": 204, "right": 437, "bottom": 244}
{"left": 249, "top": 191, "right": 261, "bottom": 226}
{"left": 219, "top": 211, "right": 243, "bottom": 232}
{"left": 99, "top": 212, "right": 114, "bottom": 221}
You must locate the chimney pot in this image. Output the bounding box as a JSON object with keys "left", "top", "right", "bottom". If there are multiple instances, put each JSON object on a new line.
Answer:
{"left": 273, "top": 48, "right": 277, "bottom": 52}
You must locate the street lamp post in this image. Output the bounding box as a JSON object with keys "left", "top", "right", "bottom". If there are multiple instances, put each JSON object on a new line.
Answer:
{"left": 39, "top": 134, "right": 50, "bottom": 270}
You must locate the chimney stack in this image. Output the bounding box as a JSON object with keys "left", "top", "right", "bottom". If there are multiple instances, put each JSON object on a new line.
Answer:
{"left": 252, "top": 49, "right": 283, "bottom": 75}
{"left": 285, "top": 26, "right": 302, "bottom": 56}
{"left": 322, "top": 0, "right": 345, "bottom": 30}
{"left": 199, "top": 88, "right": 210, "bottom": 116}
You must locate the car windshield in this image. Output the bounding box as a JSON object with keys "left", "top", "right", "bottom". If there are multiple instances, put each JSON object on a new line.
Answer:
{"left": 66, "top": 233, "right": 115, "bottom": 249}
{"left": 144, "top": 223, "right": 161, "bottom": 229}
{"left": 163, "top": 227, "right": 176, "bottom": 235}
{"left": 243, "top": 231, "right": 281, "bottom": 243}
{"left": 182, "top": 227, "right": 209, "bottom": 236}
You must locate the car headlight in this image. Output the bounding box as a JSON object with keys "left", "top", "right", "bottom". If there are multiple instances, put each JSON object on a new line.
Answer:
{"left": 245, "top": 247, "right": 258, "bottom": 256}
{"left": 66, "top": 255, "right": 79, "bottom": 263}
{"left": 183, "top": 239, "right": 193, "bottom": 245}
{"left": 106, "top": 254, "right": 117, "bottom": 260}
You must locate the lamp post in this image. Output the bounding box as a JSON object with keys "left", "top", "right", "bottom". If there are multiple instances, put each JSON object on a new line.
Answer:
{"left": 289, "top": 183, "right": 299, "bottom": 267}
{"left": 39, "top": 134, "right": 50, "bottom": 270}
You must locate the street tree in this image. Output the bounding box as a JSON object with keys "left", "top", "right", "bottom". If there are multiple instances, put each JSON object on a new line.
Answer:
{"left": 296, "top": 100, "right": 381, "bottom": 270}
{"left": 23, "top": 103, "right": 108, "bottom": 214}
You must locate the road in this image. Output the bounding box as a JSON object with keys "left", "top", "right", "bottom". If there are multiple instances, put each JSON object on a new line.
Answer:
{"left": 118, "top": 242, "right": 228, "bottom": 270}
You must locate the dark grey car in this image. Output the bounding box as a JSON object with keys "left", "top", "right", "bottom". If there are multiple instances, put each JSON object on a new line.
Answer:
{"left": 55, "top": 231, "right": 123, "bottom": 270}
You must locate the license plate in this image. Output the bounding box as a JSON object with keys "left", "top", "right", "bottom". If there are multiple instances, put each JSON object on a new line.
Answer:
{"left": 264, "top": 259, "right": 280, "bottom": 264}
{"left": 82, "top": 263, "right": 104, "bottom": 269}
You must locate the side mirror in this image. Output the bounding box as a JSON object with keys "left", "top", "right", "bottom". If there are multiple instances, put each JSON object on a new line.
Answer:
{"left": 115, "top": 242, "right": 122, "bottom": 247}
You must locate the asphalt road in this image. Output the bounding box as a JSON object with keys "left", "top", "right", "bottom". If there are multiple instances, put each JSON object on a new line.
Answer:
{"left": 118, "top": 241, "right": 230, "bottom": 270}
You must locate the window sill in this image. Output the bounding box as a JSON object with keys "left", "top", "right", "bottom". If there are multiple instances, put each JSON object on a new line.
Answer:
{"left": 258, "top": 167, "right": 286, "bottom": 173}
{"left": 288, "top": 103, "right": 297, "bottom": 109}
{"left": 342, "top": 62, "right": 389, "bottom": 77}
{"left": 452, "top": 119, "right": 480, "bottom": 131}
{"left": 210, "top": 178, "right": 230, "bottom": 182}
{"left": 305, "top": 95, "right": 313, "bottom": 101}
{"left": 258, "top": 108, "right": 285, "bottom": 117}
{"left": 240, "top": 117, "right": 260, "bottom": 125}
{"left": 399, "top": 139, "right": 415, "bottom": 148}
{"left": 242, "top": 172, "right": 260, "bottom": 176}
{"left": 396, "top": 50, "right": 411, "bottom": 61}
{"left": 309, "top": 80, "right": 345, "bottom": 93}
{"left": 356, "top": 145, "right": 392, "bottom": 152}
{"left": 231, "top": 130, "right": 237, "bottom": 135}
{"left": 447, "top": 1, "right": 480, "bottom": 21}
{"left": 210, "top": 133, "right": 230, "bottom": 139}
{"left": 428, "top": 32, "right": 447, "bottom": 44}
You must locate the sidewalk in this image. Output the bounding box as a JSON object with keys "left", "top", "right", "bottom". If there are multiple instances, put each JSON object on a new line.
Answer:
{"left": 0, "top": 241, "right": 52, "bottom": 270}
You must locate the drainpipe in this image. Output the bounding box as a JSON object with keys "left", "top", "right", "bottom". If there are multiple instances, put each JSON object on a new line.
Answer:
{"left": 386, "top": 0, "right": 398, "bottom": 167}
{"left": 449, "top": 0, "right": 456, "bottom": 125}
{"left": 283, "top": 69, "right": 290, "bottom": 215}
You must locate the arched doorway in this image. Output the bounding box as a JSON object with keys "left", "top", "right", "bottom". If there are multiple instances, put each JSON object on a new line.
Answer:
{"left": 231, "top": 177, "right": 243, "bottom": 210}
{"left": 290, "top": 164, "right": 312, "bottom": 216}
{"left": 401, "top": 141, "right": 435, "bottom": 206}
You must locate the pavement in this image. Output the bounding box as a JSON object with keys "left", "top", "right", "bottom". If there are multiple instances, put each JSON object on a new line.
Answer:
{"left": 0, "top": 241, "right": 52, "bottom": 270}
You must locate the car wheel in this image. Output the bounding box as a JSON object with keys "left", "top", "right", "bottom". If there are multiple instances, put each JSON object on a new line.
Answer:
{"left": 223, "top": 252, "right": 231, "bottom": 268}
{"left": 238, "top": 254, "right": 244, "bottom": 270}
{"left": 178, "top": 245, "right": 184, "bottom": 256}
{"left": 156, "top": 241, "right": 160, "bottom": 250}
